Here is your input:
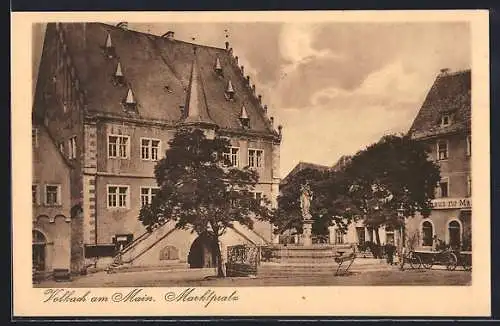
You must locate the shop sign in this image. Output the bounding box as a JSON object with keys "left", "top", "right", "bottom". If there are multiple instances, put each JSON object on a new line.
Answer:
{"left": 430, "top": 197, "right": 472, "bottom": 210}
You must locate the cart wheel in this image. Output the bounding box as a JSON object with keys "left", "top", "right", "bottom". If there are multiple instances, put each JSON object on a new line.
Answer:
{"left": 422, "top": 256, "right": 433, "bottom": 269}
{"left": 446, "top": 252, "right": 458, "bottom": 271}
{"left": 409, "top": 253, "right": 422, "bottom": 270}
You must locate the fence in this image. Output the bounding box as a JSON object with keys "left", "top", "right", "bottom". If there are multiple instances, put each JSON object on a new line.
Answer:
{"left": 226, "top": 244, "right": 260, "bottom": 277}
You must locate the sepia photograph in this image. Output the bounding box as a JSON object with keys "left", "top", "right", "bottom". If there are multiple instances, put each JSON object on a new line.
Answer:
{"left": 12, "top": 10, "right": 490, "bottom": 317}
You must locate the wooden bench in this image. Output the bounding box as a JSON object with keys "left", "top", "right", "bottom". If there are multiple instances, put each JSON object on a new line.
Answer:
{"left": 334, "top": 247, "right": 357, "bottom": 276}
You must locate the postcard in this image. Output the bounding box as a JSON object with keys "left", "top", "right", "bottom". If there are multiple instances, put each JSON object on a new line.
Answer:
{"left": 11, "top": 10, "right": 490, "bottom": 317}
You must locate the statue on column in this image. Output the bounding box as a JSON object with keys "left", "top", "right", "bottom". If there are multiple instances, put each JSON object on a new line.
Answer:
{"left": 300, "top": 183, "right": 313, "bottom": 220}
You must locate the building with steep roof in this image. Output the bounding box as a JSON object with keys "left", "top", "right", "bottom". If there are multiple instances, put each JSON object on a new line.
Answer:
{"left": 33, "top": 22, "right": 282, "bottom": 272}
{"left": 406, "top": 69, "right": 472, "bottom": 251}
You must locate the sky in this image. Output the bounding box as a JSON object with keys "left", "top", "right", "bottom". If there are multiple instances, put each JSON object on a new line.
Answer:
{"left": 32, "top": 22, "right": 471, "bottom": 178}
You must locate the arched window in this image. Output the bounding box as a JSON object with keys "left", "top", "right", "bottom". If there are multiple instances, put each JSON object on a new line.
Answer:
{"left": 422, "top": 221, "right": 433, "bottom": 246}
{"left": 448, "top": 220, "right": 461, "bottom": 249}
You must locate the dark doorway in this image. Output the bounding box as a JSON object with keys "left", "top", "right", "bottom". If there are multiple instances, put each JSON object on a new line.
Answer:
{"left": 448, "top": 220, "right": 461, "bottom": 249}
{"left": 188, "top": 232, "right": 217, "bottom": 268}
{"left": 32, "top": 230, "right": 47, "bottom": 271}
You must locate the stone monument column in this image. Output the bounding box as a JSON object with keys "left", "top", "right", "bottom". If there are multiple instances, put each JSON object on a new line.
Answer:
{"left": 300, "top": 183, "right": 313, "bottom": 246}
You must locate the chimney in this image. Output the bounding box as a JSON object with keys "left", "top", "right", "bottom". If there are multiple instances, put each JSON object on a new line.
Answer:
{"left": 263, "top": 104, "right": 268, "bottom": 114}
{"left": 278, "top": 125, "right": 283, "bottom": 137}
{"left": 162, "top": 31, "right": 175, "bottom": 40}
{"left": 270, "top": 116, "right": 274, "bottom": 127}
{"left": 252, "top": 84, "right": 256, "bottom": 94}
{"left": 241, "top": 65, "right": 244, "bottom": 75}
{"left": 258, "top": 95, "right": 262, "bottom": 103}
{"left": 440, "top": 68, "right": 450, "bottom": 75}
{"left": 225, "top": 41, "right": 229, "bottom": 50}
{"left": 246, "top": 75, "right": 250, "bottom": 85}
{"left": 235, "top": 56, "right": 239, "bottom": 64}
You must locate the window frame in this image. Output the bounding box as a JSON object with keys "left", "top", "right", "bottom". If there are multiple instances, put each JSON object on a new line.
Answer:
{"left": 32, "top": 184, "right": 40, "bottom": 205}
{"left": 438, "top": 177, "right": 450, "bottom": 198}
{"left": 108, "top": 134, "right": 130, "bottom": 159}
{"left": 436, "top": 139, "right": 449, "bottom": 161}
{"left": 466, "top": 135, "right": 471, "bottom": 157}
{"left": 140, "top": 186, "right": 160, "bottom": 207}
{"left": 44, "top": 184, "right": 62, "bottom": 206}
{"left": 68, "top": 136, "right": 77, "bottom": 159}
{"left": 440, "top": 114, "right": 451, "bottom": 127}
{"left": 248, "top": 148, "right": 264, "bottom": 168}
{"left": 223, "top": 146, "right": 240, "bottom": 168}
{"left": 140, "top": 137, "right": 162, "bottom": 161}
{"left": 421, "top": 219, "right": 435, "bottom": 247}
{"left": 107, "top": 184, "right": 130, "bottom": 209}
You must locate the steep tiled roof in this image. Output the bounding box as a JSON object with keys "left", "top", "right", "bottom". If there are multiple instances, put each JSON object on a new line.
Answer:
{"left": 42, "top": 23, "right": 275, "bottom": 135}
{"left": 281, "top": 161, "right": 331, "bottom": 185}
{"left": 408, "top": 69, "right": 471, "bottom": 139}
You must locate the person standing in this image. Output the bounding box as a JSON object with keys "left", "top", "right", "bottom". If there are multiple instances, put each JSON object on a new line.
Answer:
{"left": 385, "top": 240, "right": 396, "bottom": 265}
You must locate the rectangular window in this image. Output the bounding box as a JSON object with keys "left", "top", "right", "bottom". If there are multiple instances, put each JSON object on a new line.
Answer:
{"left": 107, "top": 185, "right": 129, "bottom": 208}
{"left": 466, "top": 135, "right": 471, "bottom": 157}
{"left": 467, "top": 175, "right": 472, "bottom": 197}
{"left": 32, "top": 185, "right": 38, "bottom": 205}
{"left": 248, "top": 149, "right": 264, "bottom": 168}
{"left": 141, "top": 138, "right": 161, "bottom": 161}
{"left": 335, "top": 230, "right": 344, "bottom": 244}
{"left": 437, "top": 140, "right": 448, "bottom": 160}
{"left": 440, "top": 114, "right": 451, "bottom": 127}
{"left": 223, "top": 147, "right": 240, "bottom": 167}
{"left": 68, "top": 136, "right": 77, "bottom": 159}
{"left": 438, "top": 179, "right": 449, "bottom": 198}
{"left": 45, "top": 184, "right": 61, "bottom": 206}
{"left": 108, "top": 135, "right": 129, "bottom": 159}
{"left": 141, "top": 139, "right": 150, "bottom": 160}
{"left": 32, "top": 128, "right": 38, "bottom": 148}
{"left": 141, "top": 187, "right": 160, "bottom": 207}
{"left": 151, "top": 140, "right": 160, "bottom": 161}
{"left": 252, "top": 191, "right": 263, "bottom": 205}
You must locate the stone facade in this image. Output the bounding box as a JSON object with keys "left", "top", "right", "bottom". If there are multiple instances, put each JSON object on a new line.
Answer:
{"left": 33, "top": 22, "right": 282, "bottom": 270}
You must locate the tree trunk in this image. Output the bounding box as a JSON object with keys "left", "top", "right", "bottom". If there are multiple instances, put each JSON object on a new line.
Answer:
{"left": 214, "top": 238, "right": 225, "bottom": 278}
{"left": 374, "top": 228, "right": 381, "bottom": 258}
{"left": 375, "top": 227, "right": 381, "bottom": 246}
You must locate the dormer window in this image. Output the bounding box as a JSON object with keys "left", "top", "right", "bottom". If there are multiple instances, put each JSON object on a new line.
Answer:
{"left": 224, "top": 80, "right": 235, "bottom": 101}
{"left": 123, "top": 88, "right": 137, "bottom": 111}
{"left": 103, "top": 33, "right": 116, "bottom": 59}
{"left": 239, "top": 105, "right": 250, "bottom": 129}
{"left": 214, "top": 57, "right": 223, "bottom": 77}
{"left": 440, "top": 114, "right": 451, "bottom": 127}
{"left": 112, "top": 62, "right": 126, "bottom": 86}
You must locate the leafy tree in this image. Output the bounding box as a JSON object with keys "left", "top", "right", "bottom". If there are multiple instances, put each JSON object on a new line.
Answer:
{"left": 272, "top": 167, "right": 359, "bottom": 239}
{"left": 344, "top": 134, "right": 441, "bottom": 246}
{"left": 139, "top": 128, "right": 273, "bottom": 277}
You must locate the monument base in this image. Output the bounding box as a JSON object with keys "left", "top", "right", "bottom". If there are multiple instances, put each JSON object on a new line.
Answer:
{"left": 302, "top": 219, "right": 314, "bottom": 246}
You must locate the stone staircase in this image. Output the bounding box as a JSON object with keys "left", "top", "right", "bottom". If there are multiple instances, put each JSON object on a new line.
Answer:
{"left": 106, "top": 221, "right": 177, "bottom": 273}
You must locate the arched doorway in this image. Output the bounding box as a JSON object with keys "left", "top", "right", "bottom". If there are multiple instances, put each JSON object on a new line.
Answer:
{"left": 32, "top": 230, "right": 47, "bottom": 271}
{"left": 448, "top": 220, "right": 461, "bottom": 249}
{"left": 188, "top": 232, "right": 217, "bottom": 268}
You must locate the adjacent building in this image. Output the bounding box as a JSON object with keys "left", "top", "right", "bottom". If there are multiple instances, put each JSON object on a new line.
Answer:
{"left": 33, "top": 22, "right": 282, "bottom": 272}
{"left": 406, "top": 69, "right": 472, "bottom": 251}
{"left": 32, "top": 118, "right": 80, "bottom": 276}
